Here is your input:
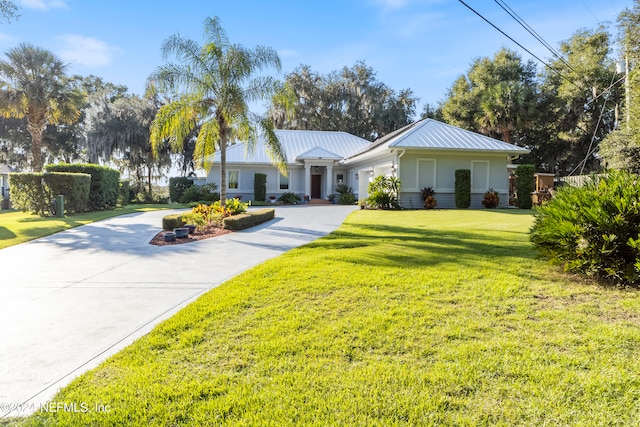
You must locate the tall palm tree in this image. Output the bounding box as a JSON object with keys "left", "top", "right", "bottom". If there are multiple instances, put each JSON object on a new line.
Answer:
{"left": 149, "top": 16, "right": 288, "bottom": 205}
{"left": 0, "top": 43, "right": 84, "bottom": 171}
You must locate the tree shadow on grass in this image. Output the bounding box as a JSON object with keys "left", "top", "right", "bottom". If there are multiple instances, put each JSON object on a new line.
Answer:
{"left": 0, "top": 226, "right": 16, "bottom": 240}
{"left": 306, "top": 220, "right": 540, "bottom": 278}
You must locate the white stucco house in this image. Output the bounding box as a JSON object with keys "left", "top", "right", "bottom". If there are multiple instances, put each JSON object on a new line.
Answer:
{"left": 206, "top": 119, "right": 530, "bottom": 208}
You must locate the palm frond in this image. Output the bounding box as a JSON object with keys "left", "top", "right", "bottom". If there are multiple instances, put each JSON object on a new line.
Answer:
{"left": 194, "top": 119, "right": 221, "bottom": 169}
{"left": 259, "top": 115, "right": 287, "bottom": 174}
{"left": 149, "top": 94, "right": 202, "bottom": 155}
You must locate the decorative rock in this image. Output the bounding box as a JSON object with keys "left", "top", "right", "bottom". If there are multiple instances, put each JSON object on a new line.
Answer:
{"left": 164, "top": 231, "right": 177, "bottom": 242}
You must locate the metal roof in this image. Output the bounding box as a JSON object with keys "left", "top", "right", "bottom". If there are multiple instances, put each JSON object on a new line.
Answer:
{"left": 210, "top": 129, "right": 371, "bottom": 164}
{"left": 387, "top": 119, "right": 530, "bottom": 153}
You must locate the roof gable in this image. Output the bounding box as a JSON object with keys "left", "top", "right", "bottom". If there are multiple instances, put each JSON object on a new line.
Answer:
{"left": 296, "top": 146, "right": 343, "bottom": 160}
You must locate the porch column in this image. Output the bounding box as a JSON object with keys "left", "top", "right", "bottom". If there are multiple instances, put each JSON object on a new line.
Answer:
{"left": 326, "top": 164, "right": 333, "bottom": 198}
{"left": 304, "top": 163, "right": 311, "bottom": 199}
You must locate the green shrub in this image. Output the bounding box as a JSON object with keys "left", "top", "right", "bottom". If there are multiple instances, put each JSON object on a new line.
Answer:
{"left": 169, "top": 177, "right": 194, "bottom": 202}
{"left": 44, "top": 172, "right": 91, "bottom": 213}
{"left": 530, "top": 170, "right": 640, "bottom": 286}
{"left": 223, "top": 208, "right": 275, "bottom": 231}
{"left": 455, "top": 169, "right": 471, "bottom": 208}
{"left": 119, "top": 180, "right": 130, "bottom": 206}
{"left": 45, "top": 163, "right": 119, "bottom": 210}
{"left": 179, "top": 183, "right": 219, "bottom": 204}
{"left": 278, "top": 192, "right": 301, "bottom": 204}
{"left": 515, "top": 164, "right": 535, "bottom": 209}
{"left": 254, "top": 173, "right": 267, "bottom": 202}
{"left": 8, "top": 173, "right": 47, "bottom": 215}
{"left": 366, "top": 176, "right": 401, "bottom": 209}
{"left": 162, "top": 214, "right": 185, "bottom": 231}
{"left": 336, "top": 183, "right": 356, "bottom": 205}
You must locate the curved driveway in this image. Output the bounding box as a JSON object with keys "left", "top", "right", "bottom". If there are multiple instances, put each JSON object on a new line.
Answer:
{"left": 0, "top": 205, "right": 357, "bottom": 417}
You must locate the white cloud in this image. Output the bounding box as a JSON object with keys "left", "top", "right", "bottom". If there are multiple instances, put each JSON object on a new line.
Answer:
{"left": 57, "top": 35, "right": 119, "bottom": 68}
{"left": 19, "top": 0, "right": 68, "bottom": 11}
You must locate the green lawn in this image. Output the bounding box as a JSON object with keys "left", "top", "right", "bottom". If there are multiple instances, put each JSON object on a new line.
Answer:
{"left": 0, "top": 204, "right": 184, "bottom": 249}
{"left": 9, "top": 210, "right": 640, "bottom": 426}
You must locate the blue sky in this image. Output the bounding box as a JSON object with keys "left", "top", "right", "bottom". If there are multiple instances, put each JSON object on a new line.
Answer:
{"left": 0, "top": 0, "right": 634, "bottom": 116}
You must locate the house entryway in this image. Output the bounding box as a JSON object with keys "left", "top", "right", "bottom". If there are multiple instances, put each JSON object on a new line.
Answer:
{"left": 311, "top": 174, "right": 322, "bottom": 199}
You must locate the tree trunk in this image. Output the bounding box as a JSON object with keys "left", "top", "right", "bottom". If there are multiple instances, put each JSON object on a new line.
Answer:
{"left": 147, "top": 163, "right": 153, "bottom": 196}
{"left": 218, "top": 113, "right": 228, "bottom": 206}
{"left": 220, "top": 136, "right": 227, "bottom": 206}
{"left": 26, "top": 108, "right": 47, "bottom": 172}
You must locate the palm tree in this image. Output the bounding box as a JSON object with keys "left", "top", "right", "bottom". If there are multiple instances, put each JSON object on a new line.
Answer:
{"left": 0, "top": 43, "right": 84, "bottom": 171}
{"left": 149, "top": 16, "right": 288, "bottom": 205}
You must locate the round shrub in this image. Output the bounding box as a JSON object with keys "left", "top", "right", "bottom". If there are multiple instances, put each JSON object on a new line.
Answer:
{"left": 530, "top": 170, "right": 640, "bottom": 286}
{"left": 481, "top": 189, "right": 500, "bottom": 208}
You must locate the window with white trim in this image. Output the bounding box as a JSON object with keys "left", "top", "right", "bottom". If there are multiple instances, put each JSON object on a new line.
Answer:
{"left": 228, "top": 170, "right": 239, "bottom": 189}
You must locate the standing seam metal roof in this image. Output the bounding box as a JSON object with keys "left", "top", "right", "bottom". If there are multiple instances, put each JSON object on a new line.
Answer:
{"left": 211, "top": 129, "right": 371, "bottom": 164}
{"left": 387, "top": 119, "right": 530, "bottom": 152}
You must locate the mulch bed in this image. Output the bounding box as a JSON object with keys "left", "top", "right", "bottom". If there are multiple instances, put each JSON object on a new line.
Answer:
{"left": 150, "top": 227, "right": 234, "bottom": 246}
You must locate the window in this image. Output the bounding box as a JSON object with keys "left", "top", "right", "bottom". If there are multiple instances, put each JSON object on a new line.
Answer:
{"left": 279, "top": 172, "right": 289, "bottom": 190}
{"left": 228, "top": 171, "right": 239, "bottom": 189}
{"left": 336, "top": 173, "right": 344, "bottom": 184}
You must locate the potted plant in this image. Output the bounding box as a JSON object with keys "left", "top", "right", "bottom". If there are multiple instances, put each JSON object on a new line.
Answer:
{"left": 421, "top": 187, "right": 437, "bottom": 209}
{"left": 328, "top": 194, "right": 336, "bottom": 204}
{"left": 482, "top": 188, "right": 500, "bottom": 208}
{"left": 269, "top": 195, "right": 276, "bottom": 204}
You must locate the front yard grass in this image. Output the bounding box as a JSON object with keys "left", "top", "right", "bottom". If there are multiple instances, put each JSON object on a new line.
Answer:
{"left": 13, "top": 210, "right": 640, "bottom": 426}
{"left": 0, "top": 204, "right": 183, "bottom": 250}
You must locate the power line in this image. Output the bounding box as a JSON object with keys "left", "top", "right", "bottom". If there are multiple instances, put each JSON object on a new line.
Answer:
{"left": 457, "top": 0, "right": 583, "bottom": 90}
{"left": 493, "top": 0, "right": 581, "bottom": 76}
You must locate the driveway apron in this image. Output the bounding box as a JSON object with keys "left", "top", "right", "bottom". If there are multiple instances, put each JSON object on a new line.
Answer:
{"left": 0, "top": 205, "right": 357, "bottom": 417}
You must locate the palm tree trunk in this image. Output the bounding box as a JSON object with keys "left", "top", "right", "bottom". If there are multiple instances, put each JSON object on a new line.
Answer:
{"left": 26, "top": 109, "right": 46, "bottom": 171}
{"left": 220, "top": 135, "right": 227, "bottom": 206}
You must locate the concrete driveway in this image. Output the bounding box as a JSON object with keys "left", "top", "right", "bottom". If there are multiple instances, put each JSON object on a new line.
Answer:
{"left": 0, "top": 205, "right": 357, "bottom": 417}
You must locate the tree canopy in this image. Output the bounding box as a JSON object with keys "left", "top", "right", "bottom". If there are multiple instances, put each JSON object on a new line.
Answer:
{"left": 269, "top": 62, "right": 417, "bottom": 141}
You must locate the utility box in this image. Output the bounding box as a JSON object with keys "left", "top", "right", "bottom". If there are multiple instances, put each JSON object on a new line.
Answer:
{"left": 55, "top": 195, "right": 64, "bottom": 218}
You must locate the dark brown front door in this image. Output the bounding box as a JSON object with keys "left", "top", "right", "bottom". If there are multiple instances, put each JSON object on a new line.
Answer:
{"left": 311, "top": 174, "right": 322, "bottom": 198}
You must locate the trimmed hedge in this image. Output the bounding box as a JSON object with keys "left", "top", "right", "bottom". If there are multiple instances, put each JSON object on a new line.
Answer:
{"left": 9, "top": 173, "right": 48, "bottom": 215}
{"left": 455, "top": 169, "right": 471, "bottom": 208}
{"left": 45, "top": 172, "right": 91, "bottom": 213}
{"left": 8, "top": 172, "right": 91, "bottom": 215}
{"left": 162, "top": 214, "right": 185, "bottom": 231}
{"left": 169, "top": 177, "right": 193, "bottom": 203}
{"left": 45, "top": 163, "right": 120, "bottom": 210}
{"left": 223, "top": 208, "right": 275, "bottom": 231}
{"left": 515, "top": 164, "right": 535, "bottom": 209}
{"left": 254, "top": 173, "right": 267, "bottom": 202}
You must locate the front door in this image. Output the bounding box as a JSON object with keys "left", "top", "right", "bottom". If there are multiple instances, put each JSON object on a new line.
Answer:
{"left": 311, "top": 174, "right": 322, "bottom": 199}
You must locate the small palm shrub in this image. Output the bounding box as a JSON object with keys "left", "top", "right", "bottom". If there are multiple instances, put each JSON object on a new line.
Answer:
{"left": 530, "top": 170, "right": 640, "bottom": 286}
{"left": 367, "top": 175, "right": 401, "bottom": 209}
{"left": 421, "top": 186, "right": 437, "bottom": 209}
{"left": 482, "top": 189, "right": 500, "bottom": 208}
{"left": 278, "top": 192, "right": 301, "bottom": 204}
{"left": 336, "top": 183, "right": 356, "bottom": 205}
